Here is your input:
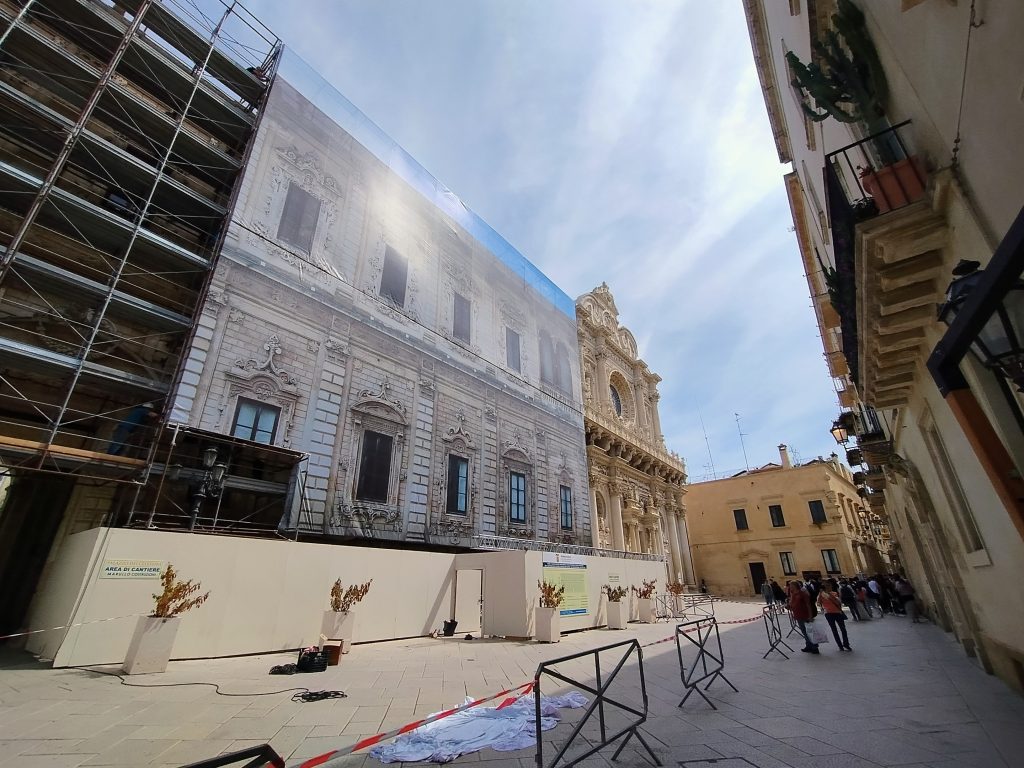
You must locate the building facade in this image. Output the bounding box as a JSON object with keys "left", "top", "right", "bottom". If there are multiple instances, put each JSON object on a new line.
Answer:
{"left": 687, "top": 446, "right": 889, "bottom": 597}
{"left": 744, "top": 0, "right": 1024, "bottom": 689}
{"left": 576, "top": 284, "right": 692, "bottom": 583}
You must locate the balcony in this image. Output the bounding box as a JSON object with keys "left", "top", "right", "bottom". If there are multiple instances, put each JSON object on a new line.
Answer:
{"left": 825, "top": 122, "right": 949, "bottom": 407}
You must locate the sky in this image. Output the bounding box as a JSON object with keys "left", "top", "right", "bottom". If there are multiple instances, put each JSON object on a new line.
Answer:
{"left": 229, "top": 0, "right": 843, "bottom": 480}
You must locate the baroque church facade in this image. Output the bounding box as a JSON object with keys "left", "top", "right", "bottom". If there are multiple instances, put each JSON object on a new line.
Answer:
{"left": 577, "top": 285, "right": 694, "bottom": 583}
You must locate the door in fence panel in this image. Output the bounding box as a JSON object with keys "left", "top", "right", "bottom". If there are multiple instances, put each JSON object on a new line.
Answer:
{"left": 674, "top": 617, "right": 738, "bottom": 710}
{"left": 534, "top": 638, "right": 661, "bottom": 768}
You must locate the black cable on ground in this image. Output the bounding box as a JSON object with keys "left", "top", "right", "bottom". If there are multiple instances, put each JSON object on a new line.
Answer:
{"left": 76, "top": 666, "right": 346, "bottom": 701}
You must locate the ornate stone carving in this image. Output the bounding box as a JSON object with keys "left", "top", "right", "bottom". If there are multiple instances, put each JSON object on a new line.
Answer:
{"left": 235, "top": 334, "right": 297, "bottom": 386}
{"left": 502, "top": 428, "right": 531, "bottom": 460}
{"left": 324, "top": 336, "right": 348, "bottom": 363}
{"left": 443, "top": 409, "right": 475, "bottom": 448}
{"left": 355, "top": 376, "right": 408, "bottom": 421}
{"left": 419, "top": 378, "right": 436, "bottom": 398}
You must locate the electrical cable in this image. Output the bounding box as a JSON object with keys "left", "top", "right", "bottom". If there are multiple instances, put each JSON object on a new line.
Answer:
{"left": 75, "top": 665, "right": 346, "bottom": 701}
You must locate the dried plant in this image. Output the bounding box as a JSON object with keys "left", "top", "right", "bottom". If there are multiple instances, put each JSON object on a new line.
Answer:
{"left": 602, "top": 584, "right": 628, "bottom": 603}
{"left": 152, "top": 563, "right": 209, "bottom": 618}
{"left": 329, "top": 579, "right": 372, "bottom": 612}
{"left": 537, "top": 580, "right": 565, "bottom": 609}
{"left": 632, "top": 579, "right": 657, "bottom": 600}
{"left": 666, "top": 581, "right": 687, "bottom": 596}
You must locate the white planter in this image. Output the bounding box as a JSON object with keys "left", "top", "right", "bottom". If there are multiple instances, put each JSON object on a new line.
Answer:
{"left": 607, "top": 601, "right": 626, "bottom": 629}
{"left": 321, "top": 611, "right": 355, "bottom": 651}
{"left": 535, "top": 606, "right": 561, "bottom": 643}
{"left": 122, "top": 616, "right": 180, "bottom": 675}
{"left": 638, "top": 598, "right": 655, "bottom": 624}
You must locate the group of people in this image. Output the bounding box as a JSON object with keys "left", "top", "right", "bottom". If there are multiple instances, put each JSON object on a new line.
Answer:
{"left": 760, "top": 573, "right": 921, "bottom": 655}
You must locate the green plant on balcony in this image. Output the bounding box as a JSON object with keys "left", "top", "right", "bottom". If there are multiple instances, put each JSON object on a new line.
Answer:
{"left": 785, "top": 0, "right": 889, "bottom": 140}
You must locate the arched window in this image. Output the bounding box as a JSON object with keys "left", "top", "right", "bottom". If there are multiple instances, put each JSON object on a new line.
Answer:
{"left": 609, "top": 384, "right": 622, "bottom": 416}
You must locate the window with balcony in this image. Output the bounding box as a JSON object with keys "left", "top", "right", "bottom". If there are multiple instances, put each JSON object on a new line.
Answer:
{"left": 822, "top": 548, "right": 841, "bottom": 574}
{"left": 809, "top": 499, "right": 828, "bottom": 524}
{"left": 446, "top": 454, "right": 469, "bottom": 515}
{"left": 379, "top": 246, "right": 408, "bottom": 307}
{"left": 734, "top": 508, "right": 749, "bottom": 531}
{"left": 231, "top": 399, "right": 279, "bottom": 445}
{"left": 277, "top": 182, "right": 320, "bottom": 254}
{"left": 769, "top": 504, "right": 786, "bottom": 527}
{"left": 780, "top": 551, "right": 797, "bottom": 576}
{"left": 356, "top": 430, "right": 393, "bottom": 503}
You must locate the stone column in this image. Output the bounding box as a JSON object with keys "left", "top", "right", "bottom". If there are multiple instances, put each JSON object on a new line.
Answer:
{"left": 588, "top": 480, "right": 600, "bottom": 548}
{"left": 595, "top": 347, "right": 611, "bottom": 409}
{"left": 675, "top": 502, "right": 695, "bottom": 584}
{"left": 608, "top": 483, "right": 625, "bottom": 551}
{"left": 633, "top": 365, "right": 647, "bottom": 431}
{"left": 665, "top": 509, "right": 684, "bottom": 582}
{"left": 650, "top": 390, "right": 663, "bottom": 441}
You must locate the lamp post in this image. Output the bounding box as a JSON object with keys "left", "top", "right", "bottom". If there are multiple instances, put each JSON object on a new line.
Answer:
{"left": 830, "top": 419, "right": 849, "bottom": 445}
{"left": 185, "top": 446, "right": 227, "bottom": 532}
{"left": 938, "top": 259, "right": 1024, "bottom": 390}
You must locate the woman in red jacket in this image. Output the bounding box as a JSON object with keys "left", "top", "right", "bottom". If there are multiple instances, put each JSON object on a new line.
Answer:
{"left": 787, "top": 581, "right": 819, "bottom": 654}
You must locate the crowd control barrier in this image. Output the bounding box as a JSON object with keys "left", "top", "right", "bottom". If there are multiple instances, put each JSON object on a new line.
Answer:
{"left": 762, "top": 604, "right": 794, "bottom": 660}
{"left": 655, "top": 593, "right": 716, "bottom": 622}
{"left": 534, "top": 639, "right": 660, "bottom": 768}
{"left": 674, "top": 617, "right": 737, "bottom": 710}
{"left": 181, "top": 744, "right": 284, "bottom": 768}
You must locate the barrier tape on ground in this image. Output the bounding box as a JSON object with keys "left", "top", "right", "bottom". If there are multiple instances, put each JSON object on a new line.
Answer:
{"left": 296, "top": 680, "right": 536, "bottom": 768}
{"left": 0, "top": 613, "right": 145, "bottom": 641}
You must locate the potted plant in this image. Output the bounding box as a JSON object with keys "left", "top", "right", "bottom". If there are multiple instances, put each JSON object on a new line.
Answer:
{"left": 786, "top": 0, "right": 926, "bottom": 213}
{"left": 123, "top": 563, "right": 209, "bottom": 675}
{"left": 536, "top": 580, "right": 565, "bottom": 643}
{"left": 602, "top": 584, "right": 629, "bottom": 629}
{"left": 322, "top": 579, "right": 371, "bottom": 653}
{"left": 632, "top": 579, "right": 657, "bottom": 623}
{"left": 666, "top": 581, "right": 687, "bottom": 617}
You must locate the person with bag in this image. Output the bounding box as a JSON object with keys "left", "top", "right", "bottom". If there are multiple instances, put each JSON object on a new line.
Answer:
{"left": 787, "top": 581, "right": 819, "bottom": 654}
{"left": 818, "top": 579, "right": 852, "bottom": 651}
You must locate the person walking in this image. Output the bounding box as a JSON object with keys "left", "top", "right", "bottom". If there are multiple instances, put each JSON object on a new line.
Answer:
{"left": 895, "top": 576, "right": 922, "bottom": 622}
{"left": 866, "top": 576, "right": 883, "bottom": 618}
{"left": 840, "top": 579, "right": 861, "bottom": 620}
{"left": 771, "top": 579, "right": 786, "bottom": 604}
{"left": 818, "top": 579, "right": 852, "bottom": 651}
{"left": 761, "top": 579, "right": 775, "bottom": 606}
{"left": 787, "top": 581, "right": 819, "bottom": 654}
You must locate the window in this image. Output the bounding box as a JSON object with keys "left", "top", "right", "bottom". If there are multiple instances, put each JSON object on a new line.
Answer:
{"left": 780, "top": 551, "right": 797, "bottom": 576}
{"left": 559, "top": 485, "right": 573, "bottom": 530}
{"left": 509, "top": 471, "right": 526, "bottom": 523}
{"left": 505, "top": 327, "right": 521, "bottom": 372}
{"left": 277, "top": 183, "right": 321, "bottom": 254}
{"left": 822, "top": 549, "right": 841, "bottom": 574}
{"left": 809, "top": 499, "right": 828, "bottom": 524}
{"left": 769, "top": 504, "right": 786, "bottom": 527}
{"left": 446, "top": 455, "right": 468, "bottom": 515}
{"left": 554, "top": 343, "right": 572, "bottom": 393}
{"left": 231, "top": 398, "right": 279, "bottom": 444}
{"left": 921, "top": 418, "right": 985, "bottom": 554}
{"left": 379, "top": 245, "right": 408, "bottom": 307}
{"left": 453, "top": 293, "right": 471, "bottom": 343}
{"left": 609, "top": 385, "right": 622, "bottom": 416}
{"left": 538, "top": 331, "right": 554, "bottom": 384}
{"left": 356, "top": 430, "right": 393, "bottom": 502}
{"left": 733, "top": 508, "right": 748, "bottom": 531}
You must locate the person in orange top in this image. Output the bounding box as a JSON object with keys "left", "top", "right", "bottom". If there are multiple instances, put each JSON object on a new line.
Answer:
{"left": 818, "top": 579, "right": 852, "bottom": 651}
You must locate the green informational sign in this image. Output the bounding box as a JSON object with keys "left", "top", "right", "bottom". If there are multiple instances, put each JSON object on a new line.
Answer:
{"left": 542, "top": 554, "right": 588, "bottom": 616}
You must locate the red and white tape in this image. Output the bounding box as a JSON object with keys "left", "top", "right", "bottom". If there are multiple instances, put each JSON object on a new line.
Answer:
{"left": 296, "top": 680, "right": 536, "bottom": 768}
{"left": 0, "top": 613, "right": 145, "bottom": 641}
{"left": 640, "top": 612, "right": 763, "bottom": 648}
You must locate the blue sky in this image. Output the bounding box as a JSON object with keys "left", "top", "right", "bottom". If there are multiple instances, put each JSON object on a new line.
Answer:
{"left": 234, "top": 0, "right": 843, "bottom": 478}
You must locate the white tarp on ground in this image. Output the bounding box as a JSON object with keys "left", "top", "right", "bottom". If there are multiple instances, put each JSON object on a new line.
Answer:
{"left": 370, "top": 692, "right": 588, "bottom": 764}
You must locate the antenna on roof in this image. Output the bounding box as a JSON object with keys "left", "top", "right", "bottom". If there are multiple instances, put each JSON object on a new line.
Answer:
{"left": 735, "top": 413, "right": 750, "bottom": 472}
{"left": 699, "top": 412, "right": 717, "bottom": 480}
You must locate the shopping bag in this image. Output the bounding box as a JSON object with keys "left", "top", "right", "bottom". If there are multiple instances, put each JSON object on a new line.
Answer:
{"left": 808, "top": 620, "right": 830, "bottom": 644}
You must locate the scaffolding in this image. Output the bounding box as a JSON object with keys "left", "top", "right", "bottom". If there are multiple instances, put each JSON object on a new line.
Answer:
{"left": 0, "top": 0, "right": 279, "bottom": 481}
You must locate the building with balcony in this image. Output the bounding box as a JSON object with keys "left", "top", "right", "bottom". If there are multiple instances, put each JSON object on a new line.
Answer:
{"left": 576, "top": 284, "right": 692, "bottom": 584}
{"left": 745, "top": 0, "right": 1024, "bottom": 690}
{"left": 686, "top": 445, "right": 888, "bottom": 597}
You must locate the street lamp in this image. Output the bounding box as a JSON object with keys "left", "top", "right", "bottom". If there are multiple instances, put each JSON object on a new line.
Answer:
{"left": 938, "top": 259, "right": 1024, "bottom": 390}
{"left": 187, "top": 446, "right": 227, "bottom": 531}
{"left": 830, "top": 419, "right": 849, "bottom": 445}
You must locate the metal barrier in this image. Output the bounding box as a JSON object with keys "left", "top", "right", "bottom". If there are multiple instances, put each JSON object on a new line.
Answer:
{"left": 181, "top": 744, "right": 284, "bottom": 768}
{"left": 785, "top": 607, "right": 801, "bottom": 639}
{"left": 534, "top": 639, "right": 660, "bottom": 768}
{"left": 674, "top": 617, "right": 737, "bottom": 710}
{"left": 655, "top": 593, "right": 716, "bottom": 622}
{"left": 762, "top": 604, "right": 794, "bottom": 660}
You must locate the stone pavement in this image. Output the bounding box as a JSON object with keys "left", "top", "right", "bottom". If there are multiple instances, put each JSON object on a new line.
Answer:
{"left": 1, "top": 599, "right": 1021, "bottom": 768}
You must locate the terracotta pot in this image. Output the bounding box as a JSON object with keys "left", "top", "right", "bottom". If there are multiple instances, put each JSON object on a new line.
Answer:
{"left": 860, "top": 156, "right": 926, "bottom": 213}
{"left": 607, "top": 601, "right": 627, "bottom": 629}
{"left": 122, "top": 616, "right": 180, "bottom": 675}
{"left": 535, "top": 606, "right": 561, "bottom": 643}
